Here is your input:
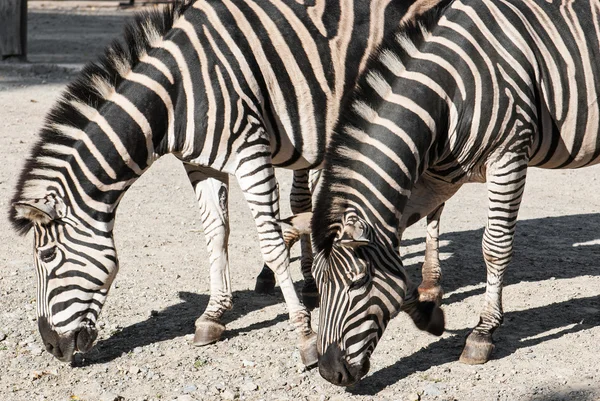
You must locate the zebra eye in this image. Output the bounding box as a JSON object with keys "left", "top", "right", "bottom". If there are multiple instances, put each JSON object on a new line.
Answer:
{"left": 39, "top": 246, "right": 58, "bottom": 263}
{"left": 349, "top": 274, "right": 369, "bottom": 290}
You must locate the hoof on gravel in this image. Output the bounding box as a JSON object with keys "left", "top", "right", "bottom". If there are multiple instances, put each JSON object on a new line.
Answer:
{"left": 254, "top": 267, "right": 276, "bottom": 294}
{"left": 459, "top": 333, "right": 494, "bottom": 364}
{"left": 193, "top": 320, "right": 225, "bottom": 346}
{"left": 418, "top": 284, "right": 443, "bottom": 306}
{"left": 426, "top": 305, "right": 445, "bottom": 336}
{"left": 299, "top": 333, "right": 319, "bottom": 368}
{"left": 302, "top": 281, "right": 319, "bottom": 310}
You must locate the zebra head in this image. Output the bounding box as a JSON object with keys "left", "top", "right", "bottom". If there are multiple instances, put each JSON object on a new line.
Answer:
{"left": 12, "top": 194, "right": 117, "bottom": 362}
{"left": 314, "top": 211, "right": 444, "bottom": 386}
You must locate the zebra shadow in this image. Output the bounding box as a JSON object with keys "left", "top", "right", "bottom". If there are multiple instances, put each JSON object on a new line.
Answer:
{"left": 402, "top": 212, "right": 600, "bottom": 302}
{"left": 350, "top": 295, "right": 600, "bottom": 395}
{"left": 79, "top": 289, "right": 288, "bottom": 365}
{"left": 350, "top": 212, "right": 600, "bottom": 394}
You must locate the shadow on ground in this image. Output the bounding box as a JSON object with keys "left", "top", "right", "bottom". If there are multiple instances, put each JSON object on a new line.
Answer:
{"left": 82, "top": 212, "right": 600, "bottom": 387}
{"left": 81, "top": 290, "right": 287, "bottom": 365}
{"left": 349, "top": 295, "right": 600, "bottom": 394}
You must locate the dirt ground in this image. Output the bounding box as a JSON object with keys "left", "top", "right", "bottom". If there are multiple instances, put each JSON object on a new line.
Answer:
{"left": 1, "top": 3, "right": 599, "bottom": 401}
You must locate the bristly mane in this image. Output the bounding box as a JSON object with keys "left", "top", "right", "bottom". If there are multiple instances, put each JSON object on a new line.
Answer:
{"left": 9, "top": 0, "right": 194, "bottom": 235}
{"left": 311, "top": 2, "right": 450, "bottom": 255}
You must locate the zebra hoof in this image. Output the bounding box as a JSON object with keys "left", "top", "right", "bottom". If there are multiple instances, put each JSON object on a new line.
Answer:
{"left": 302, "top": 280, "right": 319, "bottom": 311}
{"left": 299, "top": 333, "right": 318, "bottom": 368}
{"left": 254, "top": 266, "right": 276, "bottom": 294}
{"left": 193, "top": 320, "right": 225, "bottom": 346}
{"left": 418, "top": 284, "right": 444, "bottom": 307}
{"left": 459, "top": 332, "right": 494, "bottom": 364}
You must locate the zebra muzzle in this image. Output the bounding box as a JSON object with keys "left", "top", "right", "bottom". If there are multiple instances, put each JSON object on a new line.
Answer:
{"left": 74, "top": 322, "right": 98, "bottom": 353}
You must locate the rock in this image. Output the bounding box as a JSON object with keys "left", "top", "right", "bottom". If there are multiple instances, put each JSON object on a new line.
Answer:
{"left": 405, "top": 392, "right": 421, "bottom": 401}
{"left": 177, "top": 396, "right": 195, "bottom": 401}
{"left": 129, "top": 365, "right": 140, "bottom": 375}
{"left": 182, "top": 384, "right": 197, "bottom": 394}
{"left": 423, "top": 383, "right": 442, "bottom": 396}
{"left": 133, "top": 347, "right": 143, "bottom": 354}
{"left": 240, "top": 381, "right": 258, "bottom": 392}
{"left": 242, "top": 360, "right": 256, "bottom": 368}
{"left": 221, "top": 389, "right": 237, "bottom": 400}
{"left": 0, "top": 331, "right": 6, "bottom": 342}
{"left": 28, "top": 344, "right": 43, "bottom": 356}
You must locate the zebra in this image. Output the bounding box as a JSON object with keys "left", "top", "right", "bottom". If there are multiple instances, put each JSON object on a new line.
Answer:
{"left": 8, "top": 0, "right": 444, "bottom": 364}
{"left": 303, "top": 0, "right": 600, "bottom": 386}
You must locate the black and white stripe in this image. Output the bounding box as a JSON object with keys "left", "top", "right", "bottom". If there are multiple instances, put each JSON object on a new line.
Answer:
{"left": 311, "top": 0, "right": 600, "bottom": 385}
{"left": 9, "top": 0, "right": 438, "bottom": 364}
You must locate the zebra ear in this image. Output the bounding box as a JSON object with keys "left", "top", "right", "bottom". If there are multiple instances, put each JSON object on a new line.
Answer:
{"left": 12, "top": 196, "right": 65, "bottom": 225}
{"left": 338, "top": 219, "right": 370, "bottom": 249}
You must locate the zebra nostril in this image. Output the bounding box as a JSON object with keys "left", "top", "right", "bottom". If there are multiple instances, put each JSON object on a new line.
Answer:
{"left": 45, "top": 343, "right": 54, "bottom": 353}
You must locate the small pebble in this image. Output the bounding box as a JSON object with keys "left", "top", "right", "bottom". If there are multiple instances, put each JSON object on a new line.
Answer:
{"left": 423, "top": 383, "right": 442, "bottom": 396}
{"left": 183, "top": 384, "right": 197, "bottom": 394}
{"left": 240, "top": 381, "right": 258, "bottom": 392}
{"left": 177, "top": 396, "right": 195, "bottom": 401}
{"left": 221, "top": 390, "right": 236, "bottom": 400}
{"left": 242, "top": 360, "right": 256, "bottom": 368}
{"left": 129, "top": 365, "right": 140, "bottom": 375}
{"left": 133, "top": 347, "right": 143, "bottom": 354}
{"left": 0, "top": 332, "right": 6, "bottom": 342}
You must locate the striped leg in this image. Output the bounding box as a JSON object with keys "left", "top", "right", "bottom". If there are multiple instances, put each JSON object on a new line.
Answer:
{"left": 236, "top": 162, "right": 317, "bottom": 367}
{"left": 291, "top": 169, "right": 319, "bottom": 310}
{"left": 255, "top": 170, "right": 319, "bottom": 310}
{"left": 460, "top": 154, "right": 528, "bottom": 365}
{"left": 418, "top": 203, "right": 445, "bottom": 305}
{"left": 184, "top": 164, "right": 233, "bottom": 346}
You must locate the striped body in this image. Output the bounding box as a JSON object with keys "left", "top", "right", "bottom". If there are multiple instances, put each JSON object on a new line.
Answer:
{"left": 311, "top": 0, "right": 600, "bottom": 385}
{"left": 9, "top": 0, "right": 433, "bottom": 363}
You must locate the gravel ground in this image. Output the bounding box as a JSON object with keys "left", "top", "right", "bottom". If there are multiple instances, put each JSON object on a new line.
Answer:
{"left": 1, "top": 3, "right": 599, "bottom": 401}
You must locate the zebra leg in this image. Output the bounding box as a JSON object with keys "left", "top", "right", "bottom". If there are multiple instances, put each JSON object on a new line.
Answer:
{"left": 290, "top": 169, "right": 318, "bottom": 310}
{"left": 460, "top": 155, "right": 528, "bottom": 365}
{"left": 400, "top": 175, "right": 460, "bottom": 306}
{"left": 184, "top": 164, "right": 232, "bottom": 346}
{"left": 418, "top": 203, "right": 445, "bottom": 305}
{"left": 254, "top": 176, "right": 278, "bottom": 295}
{"left": 236, "top": 165, "right": 317, "bottom": 367}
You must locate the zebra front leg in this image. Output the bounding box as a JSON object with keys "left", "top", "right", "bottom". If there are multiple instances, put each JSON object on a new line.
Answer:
{"left": 184, "top": 164, "right": 232, "bottom": 346}
{"left": 460, "top": 155, "right": 528, "bottom": 365}
{"left": 236, "top": 164, "right": 317, "bottom": 367}
{"left": 400, "top": 175, "right": 461, "bottom": 306}
{"left": 418, "top": 203, "right": 445, "bottom": 305}
{"left": 290, "top": 170, "right": 318, "bottom": 310}
{"left": 254, "top": 169, "right": 317, "bottom": 307}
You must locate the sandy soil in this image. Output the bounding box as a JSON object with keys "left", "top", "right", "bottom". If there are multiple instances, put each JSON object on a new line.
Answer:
{"left": 0, "top": 3, "right": 599, "bottom": 401}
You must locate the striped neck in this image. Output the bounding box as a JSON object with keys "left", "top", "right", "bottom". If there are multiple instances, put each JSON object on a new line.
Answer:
{"left": 10, "top": 2, "right": 193, "bottom": 234}
{"left": 313, "top": 20, "right": 451, "bottom": 253}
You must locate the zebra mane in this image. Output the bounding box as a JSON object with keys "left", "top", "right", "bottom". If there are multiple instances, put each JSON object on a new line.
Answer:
{"left": 9, "top": 0, "right": 194, "bottom": 235}
{"left": 312, "top": 2, "right": 448, "bottom": 255}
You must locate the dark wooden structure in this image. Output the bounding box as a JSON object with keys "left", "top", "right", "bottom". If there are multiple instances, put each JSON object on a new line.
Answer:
{"left": 0, "top": 0, "right": 28, "bottom": 61}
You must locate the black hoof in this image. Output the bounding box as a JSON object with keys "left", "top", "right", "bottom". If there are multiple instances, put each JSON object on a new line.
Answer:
{"left": 255, "top": 265, "right": 276, "bottom": 294}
